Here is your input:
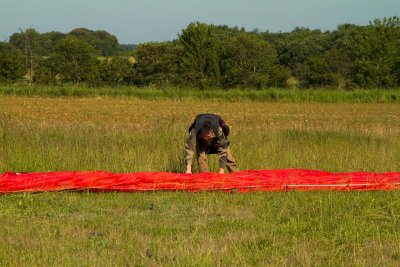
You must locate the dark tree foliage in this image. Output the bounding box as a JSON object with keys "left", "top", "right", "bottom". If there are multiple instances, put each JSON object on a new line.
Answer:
{"left": 0, "top": 42, "right": 25, "bottom": 82}
{"left": 315, "top": 17, "right": 400, "bottom": 88}
{"left": 34, "top": 57, "right": 58, "bottom": 85}
{"left": 220, "top": 32, "right": 289, "bottom": 88}
{"left": 351, "top": 18, "right": 400, "bottom": 88}
{"left": 9, "top": 28, "right": 42, "bottom": 84}
{"left": 40, "top": 31, "right": 67, "bottom": 54}
{"left": 261, "top": 27, "right": 330, "bottom": 77}
{"left": 2, "top": 17, "right": 400, "bottom": 89}
{"left": 97, "top": 57, "right": 136, "bottom": 86}
{"left": 47, "top": 36, "right": 99, "bottom": 84}
{"left": 135, "top": 42, "right": 183, "bottom": 86}
{"left": 69, "top": 28, "right": 121, "bottom": 56}
{"left": 9, "top": 28, "right": 42, "bottom": 55}
{"left": 178, "top": 22, "right": 222, "bottom": 88}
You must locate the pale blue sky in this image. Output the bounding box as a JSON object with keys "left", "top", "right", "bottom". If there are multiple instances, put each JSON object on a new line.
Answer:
{"left": 1, "top": 0, "right": 399, "bottom": 44}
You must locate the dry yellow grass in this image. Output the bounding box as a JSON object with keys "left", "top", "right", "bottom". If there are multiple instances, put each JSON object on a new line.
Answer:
{"left": 2, "top": 96, "right": 399, "bottom": 135}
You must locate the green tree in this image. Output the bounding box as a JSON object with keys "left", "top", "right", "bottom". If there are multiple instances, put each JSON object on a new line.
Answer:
{"left": 221, "top": 32, "right": 288, "bottom": 88}
{"left": 40, "top": 31, "right": 66, "bottom": 55}
{"left": 135, "top": 42, "right": 183, "bottom": 86}
{"left": 98, "top": 57, "right": 136, "bottom": 86}
{"left": 33, "top": 57, "right": 58, "bottom": 85}
{"left": 297, "top": 56, "right": 335, "bottom": 87}
{"left": 261, "top": 27, "right": 330, "bottom": 78}
{"left": 48, "top": 36, "right": 99, "bottom": 84}
{"left": 69, "top": 28, "right": 121, "bottom": 56}
{"left": 393, "top": 48, "right": 400, "bottom": 86}
{"left": 9, "top": 28, "right": 42, "bottom": 54}
{"left": 9, "top": 28, "right": 42, "bottom": 85}
{"left": 0, "top": 42, "right": 25, "bottom": 82}
{"left": 178, "top": 22, "right": 221, "bottom": 88}
{"left": 354, "top": 17, "right": 400, "bottom": 87}
{"left": 297, "top": 46, "right": 356, "bottom": 88}
{"left": 330, "top": 18, "right": 400, "bottom": 88}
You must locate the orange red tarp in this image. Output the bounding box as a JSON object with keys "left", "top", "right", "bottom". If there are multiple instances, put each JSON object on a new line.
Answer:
{"left": 1, "top": 169, "right": 400, "bottom": 193}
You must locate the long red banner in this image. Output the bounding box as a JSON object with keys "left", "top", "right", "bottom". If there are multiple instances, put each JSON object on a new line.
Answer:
{"left": 1, "top": 169, "right": 400, "bottom": 193}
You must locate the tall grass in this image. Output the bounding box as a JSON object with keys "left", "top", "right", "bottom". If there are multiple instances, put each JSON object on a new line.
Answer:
{"left": 1, "top": 124, "right": 399, "bottom": 173}
{"left": 1, "top": 96, "right": 400, "bottom": 265}
{"left": 1, "top": 84, "right": 400, "bottom": 102}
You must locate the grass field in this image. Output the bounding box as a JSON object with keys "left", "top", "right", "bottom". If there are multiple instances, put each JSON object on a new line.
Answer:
{"left": 1, "top": 94, "right": 400, "bottom": 265}
{"left": 1, "top": 85, "right": 400, "bottom": 103}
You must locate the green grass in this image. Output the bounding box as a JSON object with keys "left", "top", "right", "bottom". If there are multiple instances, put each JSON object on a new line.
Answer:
{"left": 1, "top": 125, "right": 399, "bottom": 173}
{"left": 1, "top": 96, "right": 400, "bottom": 265}
{"left": 1, "top": 84, "right": 400, "bottom": 103}
{"left": 1, "top": 191, "right": 400, "bottom": 266}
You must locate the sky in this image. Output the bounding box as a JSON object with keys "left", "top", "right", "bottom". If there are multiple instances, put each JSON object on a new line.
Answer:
{"left": 1, "top": 0, "right": 399, "bottom": 44}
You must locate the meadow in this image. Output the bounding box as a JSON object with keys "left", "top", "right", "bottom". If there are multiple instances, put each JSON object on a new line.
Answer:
{"left": 1, "top": 85, "right": 400, "bottom": 103}
{"left": 1, "top": 93, "right": 400, "bottom": 265}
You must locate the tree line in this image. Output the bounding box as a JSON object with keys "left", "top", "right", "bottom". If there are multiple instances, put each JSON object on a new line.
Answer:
{"left": 1, "top": 17, "right": 399, "bottom": 89}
